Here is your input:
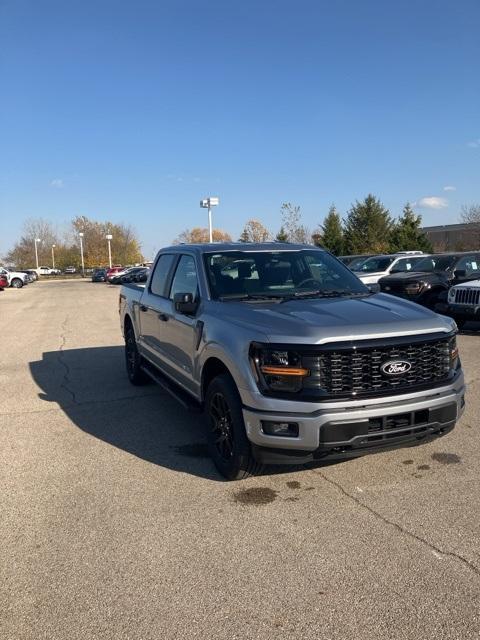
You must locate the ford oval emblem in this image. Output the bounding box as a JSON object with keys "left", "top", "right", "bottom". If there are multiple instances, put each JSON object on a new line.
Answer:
{"left": 381, "top": 360, "right": 412, "bottom": 375}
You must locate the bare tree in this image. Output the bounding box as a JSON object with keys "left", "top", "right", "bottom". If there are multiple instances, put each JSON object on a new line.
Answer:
{"left": 280, "top": 203, "right": 310, "bottom": 244}
{"left": 5, "top": 218, "right": 60, "bottom": 267}
{"left": 460, "top": 204, "right": 480, "bottom": 248}
{"left": 461, "top": 203, "right": 480, "bottom": 225}
{"left": 173, "top": 228, "right": 232, "bottom": 244}
{"left": 240, "top": 219, "right": 271, "bottom": 242}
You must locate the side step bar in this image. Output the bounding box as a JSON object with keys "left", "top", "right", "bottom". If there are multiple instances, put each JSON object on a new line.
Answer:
{"left": 140, "top": 361, "right": 202, "bottom": 413}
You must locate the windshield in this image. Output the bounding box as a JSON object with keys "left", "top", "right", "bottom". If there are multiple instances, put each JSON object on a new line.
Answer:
{"left": 412, "top": 256, "right": 457, "bottom": 272}
{"left": 348, "top": 256, "right": 372, "bottom": 270}
{"left": 355, "top": 256, "right": 395, "bottom": 273}
{"left": 203, "top": 250, "right": 368, "bottom": 300}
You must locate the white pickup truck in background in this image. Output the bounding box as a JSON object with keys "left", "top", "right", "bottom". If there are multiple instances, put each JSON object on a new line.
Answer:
{"left": 0, "top": 266, "right": 29, "bottom": 288}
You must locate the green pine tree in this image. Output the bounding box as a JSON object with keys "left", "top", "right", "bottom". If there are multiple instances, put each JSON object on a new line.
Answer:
{"left": 390, "top": 203, "right": 433, "bottom": 252}
{"left": 238, "top": 228, "right": 250, "bottom": 242}
{"left": 275, "top": 226, "right": 288, "bottom": 242}
{"left": 319, "top": 205, "right": 344, "bottom": 255}
{"left": 343, "top": 194, "right": 393, "bottom": 254}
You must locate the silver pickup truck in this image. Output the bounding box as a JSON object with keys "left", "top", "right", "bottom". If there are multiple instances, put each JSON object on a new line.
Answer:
{"left": 119, "top": 242, "right": 465, "bottom": 480}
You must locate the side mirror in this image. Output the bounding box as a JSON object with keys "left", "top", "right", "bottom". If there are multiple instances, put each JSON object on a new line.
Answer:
{"left": 137, "top": 273, "right": 148, "bottom": 282}
{"left": 174, "top": 292, "right": 198, "bottom": 315}
{"left": 454, "top": 269, "right": 466, "bottom": 279}
{"left": 367, "top": 283, "right": 381, "bottom": 294}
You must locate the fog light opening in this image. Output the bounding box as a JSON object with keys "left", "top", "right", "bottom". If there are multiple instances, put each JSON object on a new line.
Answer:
{"left": 261, "top": 421, "right": 299, "bottom": 438}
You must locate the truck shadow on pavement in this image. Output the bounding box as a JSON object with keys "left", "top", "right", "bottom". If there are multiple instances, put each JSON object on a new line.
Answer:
{"left": 29, "top": 346, "right": 226, "bottom": 481}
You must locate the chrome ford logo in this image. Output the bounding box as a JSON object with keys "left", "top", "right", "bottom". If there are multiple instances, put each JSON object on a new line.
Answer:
{"left": 381, "top": 360, "right": 412, "bottom": 375}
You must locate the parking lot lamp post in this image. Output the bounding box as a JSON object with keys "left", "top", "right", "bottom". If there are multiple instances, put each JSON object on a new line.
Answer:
{"left": 200, "top": 197, "right": 219, "bottom": 243}
{"left": 106, "top": 234, "right": 113, "bottom": 268}
{"left": 52, "top": 244, "right": 56, "bottom": 270}
{"left": 34, "top": 238, "right": 41, "bottom": 269}
{"left": 79, "top": 232, "right": 85, "bottom": 277}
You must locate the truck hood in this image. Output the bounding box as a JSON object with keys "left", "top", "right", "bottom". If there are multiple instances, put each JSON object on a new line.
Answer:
{"left": 218, "top": 293, "right": 455, "bottom": 344}
{"left": 379, "top": 271, "right": 447, "bottom": 284}
{"left": 452, "top": 278, "right": 480, "bottom": 289}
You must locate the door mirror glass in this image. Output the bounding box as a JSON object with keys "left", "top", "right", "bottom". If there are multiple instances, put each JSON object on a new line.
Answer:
{"left": 174, "top": 292, "right": 198, "bottom": 315}
{"left": 367, "top": 283, "right": 380, "bottom": 294}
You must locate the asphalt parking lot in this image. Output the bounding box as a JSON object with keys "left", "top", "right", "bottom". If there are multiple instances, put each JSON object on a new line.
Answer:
{"left": 1, "top": 280, "right": 480, "bottom": 640}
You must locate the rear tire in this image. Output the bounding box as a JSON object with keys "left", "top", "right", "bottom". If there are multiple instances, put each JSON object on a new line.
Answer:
{"left": 205, "top": 374, "right": 263, "bottom": 480}
{"left": 11, "top": 278, "right": 23, "bottom": 288}
{"left": 125, "top": 324, "right": 150, "bottom": 385}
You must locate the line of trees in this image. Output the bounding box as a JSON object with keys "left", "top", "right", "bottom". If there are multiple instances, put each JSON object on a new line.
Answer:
{"left": 175, "top": 195, "right": 433, "bottom": 255}
{"left": 5, "top": 216, "right": 143, "bottom": 269}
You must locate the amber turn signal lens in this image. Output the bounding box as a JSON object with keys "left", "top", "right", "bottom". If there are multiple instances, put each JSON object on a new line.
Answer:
{"left": 260, "top": 365, "right": 310, "bottom": 377}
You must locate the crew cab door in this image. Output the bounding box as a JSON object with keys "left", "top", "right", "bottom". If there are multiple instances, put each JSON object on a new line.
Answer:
{"left": 136, "top": 253, "right": 177, "bottom": 369}
{"left": 158, "top": 254, "right": 200, "bottom": 397}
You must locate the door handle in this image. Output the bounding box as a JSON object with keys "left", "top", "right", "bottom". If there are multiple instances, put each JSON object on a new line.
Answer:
{"left": 140, "top": 305, "right": 148, "bottom": 312}
{"left": 158, "top": 313, "right": 169, "bottom": 322}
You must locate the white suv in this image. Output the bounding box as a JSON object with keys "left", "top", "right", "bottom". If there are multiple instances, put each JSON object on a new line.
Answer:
{"left": 36, "top": 266, "right": 57, "bottom": 275}
{"left": 354, "top": 253, "right": 426, "bottom": 285}
{"left": 0, "top": 267, "right": 29, "bottom": 288}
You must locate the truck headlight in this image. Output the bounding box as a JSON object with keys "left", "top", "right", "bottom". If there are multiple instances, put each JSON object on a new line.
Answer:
{"left": 404, "top": 282, "right": 423, "bottom": 295}
{"left": 448, "top": 288, "right": 456, "bottom": 301}
{"left": 250, "top": 344, "right": 309, "bottom": 393}
{"left": 449, "top": 335, "right": 459, "bottom": 369}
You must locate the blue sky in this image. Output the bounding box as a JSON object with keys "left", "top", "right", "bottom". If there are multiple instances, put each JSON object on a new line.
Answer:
{"left": 1, "top": 0, "right": 479, "bottom": 259}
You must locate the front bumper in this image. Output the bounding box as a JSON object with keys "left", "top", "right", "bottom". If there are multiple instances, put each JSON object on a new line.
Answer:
{"left": 242, "top": 372, "right": 465, "bottom": 464}
{"left": 438, "top": 302, "right": 480, "bottom": 321}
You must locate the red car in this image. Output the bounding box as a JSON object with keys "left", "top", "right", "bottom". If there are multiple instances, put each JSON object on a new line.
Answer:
{"left": 0, "top": 274, "right": 8, "bottom": 290}
{"left": 106, "top": 266, "right": 125, "bottom": 282}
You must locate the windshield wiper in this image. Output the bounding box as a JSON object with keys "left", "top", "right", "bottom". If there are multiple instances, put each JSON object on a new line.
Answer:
{"left": 279, "top": 290, "right": 368, "bottom": 302}
{"left": 218, "top": 293, "right": 285, "bottom": 302}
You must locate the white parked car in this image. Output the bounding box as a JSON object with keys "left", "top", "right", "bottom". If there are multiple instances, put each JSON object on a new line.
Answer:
{"left": 36, "top": 266, "right": 58, "bottom": 275}
{"left": 0, "top": 266, "right": 29, "bottom": 288}
{"left": 354, "top": 253, "right": 426, "bottom": 285}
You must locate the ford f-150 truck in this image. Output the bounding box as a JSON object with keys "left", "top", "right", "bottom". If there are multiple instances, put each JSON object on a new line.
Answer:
{"left": 119, "top": 242, "right": 465, "bottom": 480}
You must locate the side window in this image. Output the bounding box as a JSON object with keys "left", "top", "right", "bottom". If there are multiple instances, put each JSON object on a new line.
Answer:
{"left": 456, "top": 256, "right": 478, "bottom": 276}
{"left": 150, "top": 254, "right": 175, "bottom": 297}
{"left": 170, "top": 255, "right": 198, "bottom": 300}
{"left": 391, "top": 258, "right": 407, "bottom": 273}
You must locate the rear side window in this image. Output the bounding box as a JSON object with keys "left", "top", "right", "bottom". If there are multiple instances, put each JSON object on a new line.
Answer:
{"left": 150, "top": 254, "right": 175, "bottom": 297}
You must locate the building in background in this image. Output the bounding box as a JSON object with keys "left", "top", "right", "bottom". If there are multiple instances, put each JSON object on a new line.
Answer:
{"left": 422, "top": 223, "right": 480, "bottom": 251}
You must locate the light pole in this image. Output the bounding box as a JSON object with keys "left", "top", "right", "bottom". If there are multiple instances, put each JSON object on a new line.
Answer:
{"left": 52, "top": 244, "right": 56, "bottom": 270}
{"left": 106, "top": 234, "right": 113, "bottom": 268}
{"left": 34, "top": 238, "right": 41, "bottom": 269}
{"left": 79, "top": 232, "right": 85, "bottom": 277}
{"left": 200, "top": 197, "right": 219, "bottom": 243}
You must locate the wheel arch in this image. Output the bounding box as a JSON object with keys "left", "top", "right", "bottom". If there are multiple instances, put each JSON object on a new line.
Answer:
{"left": 201, "top": 357, "right": 234, "bottom": 402}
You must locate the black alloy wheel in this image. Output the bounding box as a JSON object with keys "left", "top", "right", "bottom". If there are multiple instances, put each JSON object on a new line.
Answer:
{"left": 125, "top": 325, "right": 149, "bottom": 385}
{"left": 205, "top": 374, "right": 262, "bottom": 480}
{"left": 209, "top": 391, "right": 235, "bottom": 462}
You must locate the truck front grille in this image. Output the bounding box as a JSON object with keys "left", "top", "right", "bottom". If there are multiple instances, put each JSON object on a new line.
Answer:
{"left": 301, "top": 335, "right": 454, "bottom": 398}
{"left": 453, "top": 287, "right": 480, "bottom": 305}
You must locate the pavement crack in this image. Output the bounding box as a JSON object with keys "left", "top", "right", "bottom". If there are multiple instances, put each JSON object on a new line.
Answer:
{"left": 314, "top": 469, "right": 480, "bottom": 579}
{"left": 57, "top": 315, "right": 78, "bottom": 405}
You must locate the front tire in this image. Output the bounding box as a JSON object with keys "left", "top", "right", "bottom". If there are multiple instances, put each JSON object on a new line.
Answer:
{"left": 11, "top": 278, "right": 23, "bottom": 288}
{"left": 205, "top": 374, "right": 263, "bottom": 480}
{"left": 125, "top": 324, "right": 149, "bottom": 385}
